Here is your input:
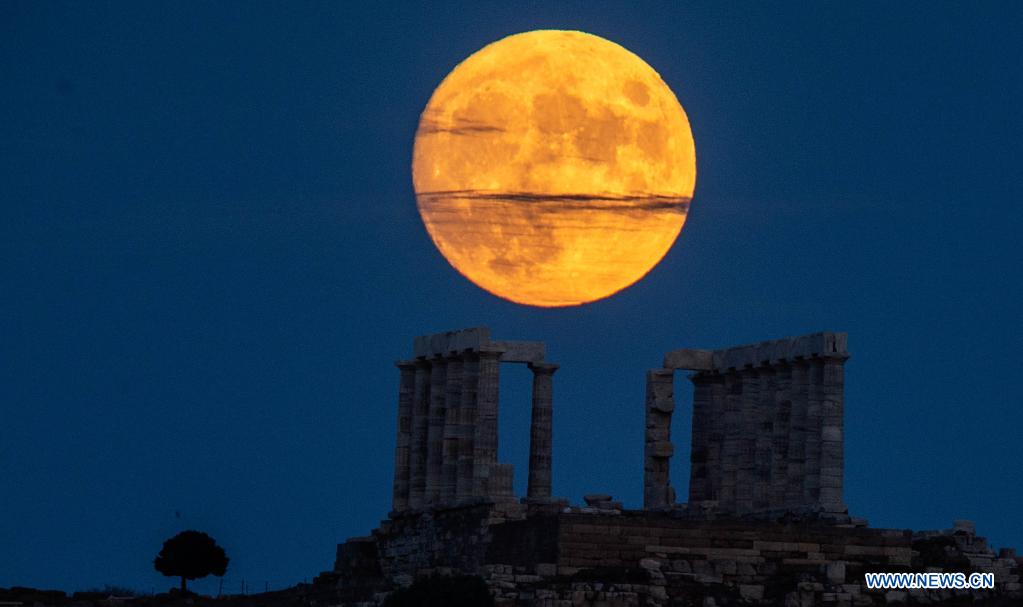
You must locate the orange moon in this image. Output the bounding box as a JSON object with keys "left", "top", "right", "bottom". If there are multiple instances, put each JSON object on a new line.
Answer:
{"left": 412, "top": 30, "right": 696, "bottom": 307}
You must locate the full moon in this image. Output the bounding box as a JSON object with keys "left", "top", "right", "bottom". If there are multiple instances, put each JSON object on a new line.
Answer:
{"left": 412, "top": 30, "right": 696, "bottom": 307}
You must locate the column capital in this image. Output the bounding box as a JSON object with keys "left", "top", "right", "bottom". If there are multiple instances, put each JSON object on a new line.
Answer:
{"left": 477, "top": 346, "right": 506, "bottom": 360}
{"left": 689, "top": 370, "right": 724, "bottom": 384}
{"left": 528, "top": 361, "right": 559, "bottom": 374}
{"left": 819, "top": 352, "right": 851, "bottom": 362}
{"left": 395, "top": 359, "right": 417, "bottom": 370}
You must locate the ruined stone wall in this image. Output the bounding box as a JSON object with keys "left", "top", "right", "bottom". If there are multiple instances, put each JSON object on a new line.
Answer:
{"left": 647, "top": 332, "right": 849, "bottom": 517}
{"left": 482, "top": 515, "right": 1022, "bottom": 606}
{"left": 371, "top": 503, "right": 496, "bottom": 580}
{"left": 555, "top": 513, "right": 910, "bottom": 572}
{"left": 333, "top": 506, "right": 1022, "bottom": 606}
{"left": 363, "top": 502, "right": 536, "bottom": 582}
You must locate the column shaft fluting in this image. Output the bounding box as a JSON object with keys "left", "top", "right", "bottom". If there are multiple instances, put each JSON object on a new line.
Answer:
{"left": 441, "top": 356, "right": 463, "bottom": 505}
{"left": 456, "top": 353, "right": 479, "bottom": 502}
{"left": 753, "top": 366, "right": 775, "bottom": 512}
{"left": 472, "top": 349, "right": 502, "bottom": 498}
{"left": 720, "top": 371, "right": 742, "bottom": 512}
{"left": 688, "top": 374, "right": 712, "bottom": 502}
{"left": 769, "top": 363, "right": 791, "bottom": 510}
{"left": 803, "top": 359, "right": 824, "bottom": 504}
{"left": 408, "top": 361, "right": 431, "bottom": 509}
{"left": 527, "top": 362, "right": 558, "bottom": 500}
{"left": 819, "top": 356, "right": 847, "bottom": 511}
{"left": 736, "top": 368, "right": 759, "bottom": 515}
{"left": 706, "top": 374, "right": 726, "bottom": 503}
{"left": 391, "top": 361, "right": 416, "bottom": 512}
{"left": 424, "top": 359, "right": 447, "bottom": 505}
{"left": 785, "top": 360, "right": 809, "bottom": 508}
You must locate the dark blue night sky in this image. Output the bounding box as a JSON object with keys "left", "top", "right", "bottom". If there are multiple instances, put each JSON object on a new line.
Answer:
{"left": 3, "top": 1, "right": 1022, "bottom": 593}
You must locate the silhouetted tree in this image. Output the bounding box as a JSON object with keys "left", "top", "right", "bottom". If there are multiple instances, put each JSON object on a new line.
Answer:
{"left": 154, "top": 530, "right": 229, "bottom": 593}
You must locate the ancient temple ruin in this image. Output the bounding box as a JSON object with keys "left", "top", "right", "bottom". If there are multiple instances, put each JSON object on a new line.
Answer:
{"left": 393, "top": 328, "right": 852, "bottom": 519}
{"left": 320, "top": 327, "right": 1021, "bottom": 606}
{"left": 644, "top": 332, "right": 849, "bottom": 516}
{"left": 390, "top": 327, "right": 558, "bottom": 512}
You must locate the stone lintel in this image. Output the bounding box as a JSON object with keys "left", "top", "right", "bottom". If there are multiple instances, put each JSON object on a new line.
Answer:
{"left": 413, "top": 327, "right": 492, "bottom": 358}
{"left": 714, "top": 332, "right": 848, "bottom": 370}
{"left": 672, "top": 332, "right": 849, "bottom": 375}
{"left": 492, "top": 340, "right": 546, "bottom": 363}
{"left": 663, "top": 348, "right": 714, "bottom": 371}
{"left": 528, "top": 361, "right": 559, "bottom": 373}
{"left": 411, "top": 328, "right": 547, "bottom": 363}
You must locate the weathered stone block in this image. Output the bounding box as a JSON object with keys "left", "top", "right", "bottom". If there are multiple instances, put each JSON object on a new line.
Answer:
{"left": 492, "top": 340, "right": 546, "bottom": 363}
{"left": 649, "top": 441, "right": 674, "bottom": 458}
{"left": 414, "top": 327, "right": 492, "bottom": 358}
{"left": 953, "top": 520, "right": 976, "bottom": 536}
{"left": 663, "top": 348, "right": 714, "bottom": 371}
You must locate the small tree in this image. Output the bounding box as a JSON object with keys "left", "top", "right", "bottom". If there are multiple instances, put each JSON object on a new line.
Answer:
{"left": 154, "top": 530, "right": 229, "bottom": 593}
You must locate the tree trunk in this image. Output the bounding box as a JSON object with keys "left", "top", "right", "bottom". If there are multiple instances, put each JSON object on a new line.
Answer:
{"left": 180, "top": 577, "right": 187, "bottom": 592}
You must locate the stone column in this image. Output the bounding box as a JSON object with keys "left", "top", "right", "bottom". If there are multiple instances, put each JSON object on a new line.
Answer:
{"left": 769, "top": 362, "right": 791, "bottom": 510}
{"left": 643, "top": 368, "right": 675, "bottom": 510}
{"left": 803, "top": 358, "right": 824, "bottom": 504}
{"left": 687, "top": 373, "right": 713, "bottom": 502}
{"left": 753, "top": 366, "right": 776, "bottom": 512}
{"left": 391, "top": 361, "right": 416, "bottom": 513}
{"left": 720, "top": 370, "right": 742, "bottom": 513}
{"left": 424, "top": 358, "right": 447, "bottom": 506}
{"left": 490, "top": 463, "right": 515, "bottom": 500}
{"left": 456, "top": 352, "right": 479, "bottom": 502}
{"left": 527, "top": 362, "right": 558, "bottom": 500}
{"left": 441, "top": 355, "right": 463, "bottom": 506}
{"left": 706, "top": 374, "right": 726, "bottom": 503}
{"left": 473, "top": 348, "right": 503, "bottom": 498}
{"left": 408, "top": 360, "right": 431, "bottom": 509}
{"left": 819, "top": 354, "right": 848, "bottom": 512}
{"left": 785, "top": 359, "right": 809, "bottom": 509}
{"left": 735, "top": 367, "right": 759, "bottom": 515}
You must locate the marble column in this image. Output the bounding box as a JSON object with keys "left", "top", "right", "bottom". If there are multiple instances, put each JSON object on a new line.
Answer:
{"left": 803, "top": 358, "right": 824, "bottom": 504}
{"left": 490, "top": 463, "right": 515, "bottom": 499}
{"left": 472, "top": 348, "right": 502, "bottom": 498}
{"left": 706, "top": 374, "right": 726, "bottom": 503}
{"left": 819, "top": 354, "right": 848, "bottom": 511}
{"left": 687, "top": 373, "right": 713, "bottom": 502}
{"left": 720, "top": 371, "right": 742, "bottom": 512}
{"left": 440, "top": 355, "right": 463, "bottom": 506}
{"left": 785, "top": 359, "right": 809, "bottom": 509}
{"left": 424, "top": 358, "right": 447, "bottom": 505}
{"left": 527, "top": 362, "right": 558, "bottom": 500}
{"left": 736, "top": 367, "right": 759, "bottom": 515}
{"left": 753, "top": 366, "right": 776, "bottom": 512}
{"left": 456, "top": 352, "right": 479, "bottom": 502}
{"left": 391, "top": 361, "right": 416, "bottom": 512}
{"left": 769, "top": 362, "right": 791, "bottom": 510}
{"left": 408, "top": 360, "right": 431, "bottom": 509}
{"left": 643, "top": 368, "right": 675, "bottom": 510}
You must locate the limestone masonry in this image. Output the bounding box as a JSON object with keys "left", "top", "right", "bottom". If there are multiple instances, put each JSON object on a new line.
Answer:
{"left": 392, "top": 327, "right": 558, "bottom": 512}
{"left": 645, "top": 332, "right": 848, "bottom": 516}
{"left": 315, "top": 328, "right": 1021, "bottom": 606}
